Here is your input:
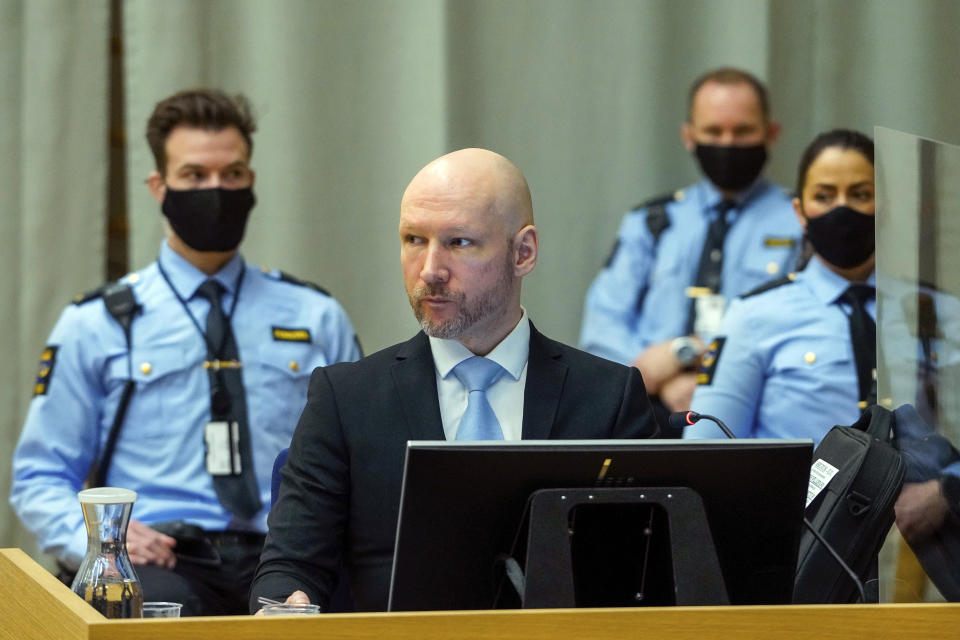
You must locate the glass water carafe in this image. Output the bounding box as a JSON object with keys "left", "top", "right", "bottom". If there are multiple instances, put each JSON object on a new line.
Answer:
{"left": 70, "top": 487, "right": 143, "bottom": 618}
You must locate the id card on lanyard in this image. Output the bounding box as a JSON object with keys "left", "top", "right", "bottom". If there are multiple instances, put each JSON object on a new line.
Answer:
{"left": 204, "top": 421, "right": 241, "bottom": 475}
{"left": 694, "top": 293, "right": 727, "bottom": 338}
{"left": 686, "top": 286, "right": 727, "bottom": 339}
{"left": 157, "top": 256, "right": 247, "bottom": 478}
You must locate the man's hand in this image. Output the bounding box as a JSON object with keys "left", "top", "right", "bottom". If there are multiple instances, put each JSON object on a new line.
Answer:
{"left": 658, "top": 371, "right": 699, "bottom": 413}
{"left": 127, "top": 520, "right": 177, "bottom": 568}
{"left": 255, "top": 590, "right": 311, "bottom": 615}
{"left": 631, "top": 337, "right": 703, "bottom": 395}
{"left": 284, "top": 590, "right": 311, "bottom": 605}
{"left": 895, "top": 480, "right": 949, "bottom": 543}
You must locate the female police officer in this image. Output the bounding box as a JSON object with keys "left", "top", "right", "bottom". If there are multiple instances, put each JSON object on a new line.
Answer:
{"left": 684, "top": 129, "right": 876, "bottom": 443}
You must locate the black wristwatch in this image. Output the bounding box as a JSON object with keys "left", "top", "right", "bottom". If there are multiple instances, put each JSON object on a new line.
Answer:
{"left": 671, "top": 337, "right": 700, "bottom": 370}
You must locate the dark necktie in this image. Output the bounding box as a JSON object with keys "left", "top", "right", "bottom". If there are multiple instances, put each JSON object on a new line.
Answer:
{"left": 839, "top": 284, "right": 877, "bottom": 406}
{"left": 685, "top": 199, "right": 736, "bottom": 335}
{"left": 196, "top": 279, "right": 262, "bottom": 520}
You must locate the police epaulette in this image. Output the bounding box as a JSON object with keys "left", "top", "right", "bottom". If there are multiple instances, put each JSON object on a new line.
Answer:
{"left": 72, "top": 284, "right": 108, "bottom": 305}
{"left": 277, "top": 271, "right": 331, "bottom": 296}
{"left": 740, "top": 273, "right": 797, "bottom": 299}
{"left": 629, "top": 191, "right": 677, "bottom": 213}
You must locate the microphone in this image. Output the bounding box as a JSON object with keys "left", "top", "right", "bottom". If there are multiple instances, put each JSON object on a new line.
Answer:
{"left": 668, "top": 410, "right": 736, "bottom": 439}
{"left": 671, "top": 410, "right": 868, "bottom": 603}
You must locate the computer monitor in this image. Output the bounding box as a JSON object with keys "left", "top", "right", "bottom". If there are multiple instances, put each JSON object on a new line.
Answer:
{"left": 388, "top": 438, "right": 812, "bottom": 611}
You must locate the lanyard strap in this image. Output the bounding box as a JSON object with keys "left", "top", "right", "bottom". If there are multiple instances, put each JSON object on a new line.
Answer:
{"left": 156, "top": 256, "right": 247, "bottom": 356}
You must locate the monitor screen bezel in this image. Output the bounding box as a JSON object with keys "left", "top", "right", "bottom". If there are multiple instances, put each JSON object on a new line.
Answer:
{"left": 388, "top": 438, "right": 813, "bottom": 611}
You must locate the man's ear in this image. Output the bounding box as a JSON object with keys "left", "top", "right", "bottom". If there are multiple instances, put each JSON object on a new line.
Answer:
{"left": 681, "top": 121, "right": 695, "bottom": 152}
{"left": 147, "top": 171, "right": 166, "bottom": 204}
{"left": 513, "top": 225, "right": 539, "bottom": 277}
{"left": 765, "top": 120, "right": 782, "bottom": 146}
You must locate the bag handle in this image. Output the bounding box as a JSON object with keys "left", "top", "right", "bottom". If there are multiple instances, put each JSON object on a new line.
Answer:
{"left": 848, "top": 404, "right": 895, "bottom": 443}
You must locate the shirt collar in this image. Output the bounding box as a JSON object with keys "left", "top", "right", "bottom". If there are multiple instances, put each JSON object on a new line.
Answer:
{"left": 429, "top": 307, "right": 531, "bottom": 381}
{"left": 698, "top": 176, "right": 770, "bottom": 213}
{"left": 800, "top": 256, "right": 877, "bottom": 306}
{"left": 158, "top": 241, "right": 245, "bottom": 300}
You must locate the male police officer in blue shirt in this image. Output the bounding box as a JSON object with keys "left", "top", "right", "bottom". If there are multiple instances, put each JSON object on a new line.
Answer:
{"left": 10, "top": 89, "right": 362, "bottom": 615}
{"left": 579, "top": 68, "right": 801, "bottom": 431}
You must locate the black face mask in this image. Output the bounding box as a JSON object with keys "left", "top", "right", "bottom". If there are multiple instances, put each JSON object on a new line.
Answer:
{"left": 804, "top": 205, "right": 875, "bottom": 269}
{"left": 161, "top": 186, "right": 256, "bottom": 252}
{"left": 694, "top": 143, "right": 767, "bottom": 192}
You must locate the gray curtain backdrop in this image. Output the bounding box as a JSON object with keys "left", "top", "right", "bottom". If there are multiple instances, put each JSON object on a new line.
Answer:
{"left": 1, "top": 0, "right": 109, "bottom": 560}
{"left": 3, "top": 0, "right": 960, "bottom": 587}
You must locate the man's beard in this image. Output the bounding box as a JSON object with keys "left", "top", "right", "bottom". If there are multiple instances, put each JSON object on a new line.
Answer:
{"left": 409, "top": 261, "right": 514, "bottom": 340}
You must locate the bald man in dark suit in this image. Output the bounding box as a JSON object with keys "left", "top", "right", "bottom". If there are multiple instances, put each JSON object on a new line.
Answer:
{"left": 251, "top": 148, "right": 658, "bottom": 612}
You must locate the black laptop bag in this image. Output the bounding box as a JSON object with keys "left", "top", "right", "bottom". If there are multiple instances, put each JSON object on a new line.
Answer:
{"left": 793, "top": 405, "right": 906, "bottom": 603}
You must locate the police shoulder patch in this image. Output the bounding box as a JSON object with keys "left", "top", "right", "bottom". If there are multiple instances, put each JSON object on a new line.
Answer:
{"left": 33, "top": 346, "right": 59, "bottom": 396}
{"left": 274, "top": 271, "right": 331, "bottom": 297}
{"left": 740, "top": 273, "right": 796, "bottom": 299}
{"left": 696, "top": 337, "right": 726, "bottom": 386}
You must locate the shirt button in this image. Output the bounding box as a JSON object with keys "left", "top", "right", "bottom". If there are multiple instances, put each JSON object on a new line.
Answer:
{"left": 804, "top": 352, "right": 816, "bottom": 364}
{"left": 126, "top": 273, "right": 140, "bottom": 284}
{"left": 289, "top": 361, "right": 299, "bottom": 372}
{"left": 140, "top": 362, "right": 152, "bottom": 375}
{"left": 766, "top": 262, "right": 779, "bottom": 275}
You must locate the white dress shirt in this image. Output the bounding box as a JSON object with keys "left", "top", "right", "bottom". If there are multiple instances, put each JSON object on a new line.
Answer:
{"left": 429, "top": 308, "right": 530, "bottom": 440}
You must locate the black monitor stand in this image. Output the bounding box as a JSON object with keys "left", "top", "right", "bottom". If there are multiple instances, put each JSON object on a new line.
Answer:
{"left": 510, "top": 487, "right": 728, "bottom": 607}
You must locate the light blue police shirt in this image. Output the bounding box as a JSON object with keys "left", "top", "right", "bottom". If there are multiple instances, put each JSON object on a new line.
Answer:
{"left": 684, "top": 257, "right": 876, "bottom": 445}
{"left": 10, "top": 242, "right": 362, "bottom": 568}
{"left": 579, "top": 178, "right": 801, "bottom": 365}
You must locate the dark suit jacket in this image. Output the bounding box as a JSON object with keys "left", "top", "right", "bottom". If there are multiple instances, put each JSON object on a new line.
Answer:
{"left": 251, "top": 322, "right": 657, "bottom": 611}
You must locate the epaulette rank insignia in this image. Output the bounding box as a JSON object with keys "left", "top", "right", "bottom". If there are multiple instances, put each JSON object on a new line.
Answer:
{"left": 603, "top": 239, "right": 621, "bottom": 268}
{"left": 275, "top": 270, "right": 331, "bottom": 297}
{"left": 71, "top": 275, "right": 139, "bottom": 305}
{"left": 740, "top": 273, "right": 796, "bottom": 299}
{"left": 629, "top": 190, "right": 681, "bottom": 213}
{"left": 73, "top": 285, "right": 107, "bottom": 305}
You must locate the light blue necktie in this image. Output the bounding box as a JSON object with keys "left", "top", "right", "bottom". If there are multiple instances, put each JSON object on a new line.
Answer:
{"left": 452, "top": 356, "right": 506, "bottom": 441}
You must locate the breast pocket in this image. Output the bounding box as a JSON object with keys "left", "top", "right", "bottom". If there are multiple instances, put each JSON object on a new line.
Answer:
{"left": 248, "top": 342, "right": 320, "bottom": 435}
{"left": 650, "top": 249, "right": 685, "bottom": 285}
{"left": 105, "top": 345, "right": 199, "bottom": 439}
{"left": 739, "top": 239, "right": 799, "bottom": 285}
{"left": 768, "top": 339, "right": 853, "bottom": 396}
